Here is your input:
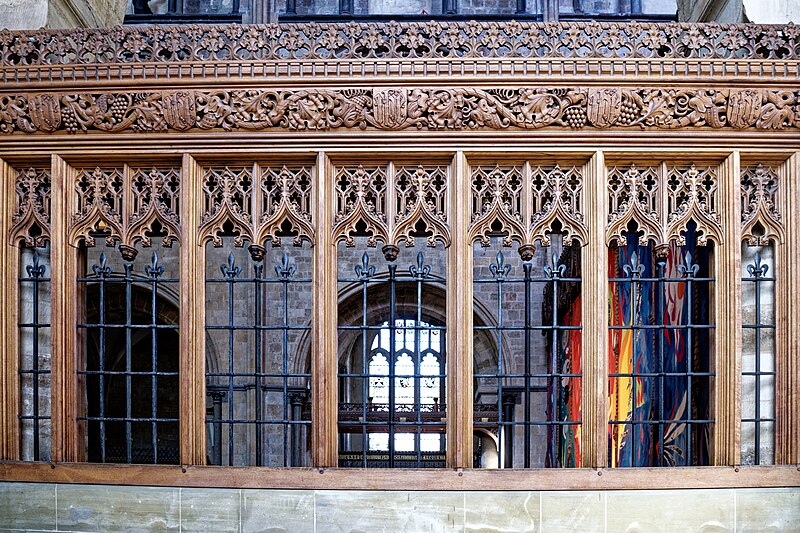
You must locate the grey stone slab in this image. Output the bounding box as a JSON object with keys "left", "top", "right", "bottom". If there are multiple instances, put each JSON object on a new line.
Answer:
{"left": 241, "top": 489, "right": 314, "bottom": 533}
{"left": 465, "top": 491, "right": 539, "bottom": 533}
{"left": 181, "top": 487, "right": 241, "bottom": 533}
{"left": 607, "top": 489, "right": 734, "bottom": 533}
{"left": 56, "top": 484, "right": 179, "bottom": 532}
{"left": 540, "top": 490, "right": 604, "bottom": 533}
{"left": 315, "top": 490, "right": 464, "bottom": 533}
{"left": 0, "top": 482, "right": 56, "bottom": 531}
{"left": 736, "top": 487, "right": 800, "bottom": 533}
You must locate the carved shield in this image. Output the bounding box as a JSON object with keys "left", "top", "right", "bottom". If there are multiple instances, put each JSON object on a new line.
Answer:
{"left": 586, "top": 88, "right": 621, "bottom": 128}
{"left": 28, "top": 94, "right": 61, "bottom": 132}
{"left": 162, "top": 91, "right": 197, "bottom": 132}
{"left": 372, "top": 89, "right": 408, "bottom": 130}
{"left": 727, "top": 89, "right": 762, "bottom": 129}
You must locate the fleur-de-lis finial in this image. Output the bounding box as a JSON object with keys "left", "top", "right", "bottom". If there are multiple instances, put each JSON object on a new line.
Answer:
{"left": 678, "top": 252, "right": 700, "bottom": 278}
{"left": 354, "top": 251, "right": 376, "bottom": 280}
{"left": 145, "top": 251, "right": 164, "bottom": 279}
{"left": 747, "top": 250, "right": 769, "bottom": 278}
{"left": 489, "top": 251, "right": 511, "bottom": 280}
{"left": 92, "top": 252, "right": 112, "bottom": 278}
{"left": 543, "top": 252, "right": 566, "bottom": 279}
{"left": 221, "top": 252, "right": 241, "bottom": 279}
{"left": 622, "top": 251, "right": 645, "bottom": 279}
{"left": 275, "top": 252, "right": 296, "bottom": 279}
{"left": 26, "top": 252, "right": 46, "bottom": 278}
{"left": 409, "top": 251, "right": 431, "bottom": 280}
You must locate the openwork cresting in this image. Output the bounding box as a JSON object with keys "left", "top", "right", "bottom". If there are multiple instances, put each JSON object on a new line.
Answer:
{"left": 1, "top": 22, "right": 798, "bottom": 65}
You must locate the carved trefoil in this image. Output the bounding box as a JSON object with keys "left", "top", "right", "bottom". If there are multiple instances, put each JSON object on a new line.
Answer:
{"left": 9, "top": 166, "right": 51, "bottom": 247}
{"left": 741, "top": 164, "right": 784, "bottom": 245}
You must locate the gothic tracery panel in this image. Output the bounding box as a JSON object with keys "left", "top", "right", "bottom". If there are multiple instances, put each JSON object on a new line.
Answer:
{"left": 71, "top": 166, "right": 125, "bottom": 247}
{"left": 741, "top": 164, "right": 784, "bottom": 245}
{"left": 392, "top": 164, "right": 450, "bottom": 248}
{"left": 333, "top": 164, "right": 389, "bottom": 247}
{"left": 10, "top": 166, "right": 51, "bottom": 247}
{"left": 126, "top": 166, "right": 181, "bottom": 249}
{"left": 529, "top": 165, "right": 587, "bottom": 247}
{"left": 198, "top": 165, "right": 254, "bottom": 247}
{"left": 606, "top": 164, "right": 662, "bottom": 247}
{"left": 666, "top": 165, "right": 722, "bottom": 246}
{"left": 468, "top": 164, "right": 525, "bottom": 247}
{"left": 256, "top": 165, "right": 314, "bottom": 247}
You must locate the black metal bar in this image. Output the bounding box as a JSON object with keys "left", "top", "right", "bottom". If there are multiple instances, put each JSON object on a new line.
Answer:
{"left": 254, "top": 262, "right": 263, "bottom": 466}
{"left": 523, "top": 261, "right": 532, "bottom": 469}
{"left": 388, "top": 261, "right": 397, "bottom": 468}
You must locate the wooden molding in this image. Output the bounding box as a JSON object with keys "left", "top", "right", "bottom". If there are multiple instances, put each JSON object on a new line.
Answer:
{"left": 714, "top": 151, "right": 742, "bottom": 466}
{"left": 583, "top": 151, "right": 607, "bottom": 468}
{"left": 0, "top": 462, "right": 797, "bottom": 491}
{"left": 0, "top": 158, "right": 17, "bottom": 460}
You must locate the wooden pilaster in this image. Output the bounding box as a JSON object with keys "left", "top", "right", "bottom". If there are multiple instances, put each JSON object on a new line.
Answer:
{"left": 714, "top": 151, "right": 742, "bottom": 466}
{"left": 447, "top": 151, "right": 473, "bottom": 469}
{"left": 0, "top": 158, "right": 18, "bottom": 460}
{"left": 180, "top": 153, "right": 205, "bottom": 465}
{"left": 583, "top": 151, "right": 607, "bottom": 468}
{"left": 312, "top": 151, "right": 338, "bottom": 467}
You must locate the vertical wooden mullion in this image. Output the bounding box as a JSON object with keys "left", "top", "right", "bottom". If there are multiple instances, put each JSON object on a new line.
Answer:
{"left": 582, "top": 150, "right": 607, "bottom": 469}
{"left": 446, "top": 151, "right": 472, "bottom": 469}
{"left": 0, "top": 158, "right": 18, "bottom": 460}
{"left": 713, "top": 151, "right": 741, "bottom": 466}
{"left": 51, "top": 154, "right": 78, "bottom": 463}
{"left": 776, "top": 152, "right": 799, "bottom": 465}
{"left": 180, "top": 153, "right": 205, "bottom": 465}
{"left": 312, "top": 151, "right": 337, "bottom": 467}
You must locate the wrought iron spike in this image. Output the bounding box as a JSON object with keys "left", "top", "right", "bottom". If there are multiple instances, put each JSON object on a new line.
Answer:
{"left": 26, "top": 252, "right": 46, "bottom": 278}
{"left": 747, "top": 250, "right": 769, "bottom": 278}
{"left": 489, "top": 251, "right": 511, "bottom": 280}
{"left": 92, "top": 252, "right": 112, "bottom": 278}
{"left": 275, "top": 252, "right": 296, "bottom": 279}
{"left": 355, "top": 251, "right": 376, "bottom": 280}
{"left": 221, "top": 252, "right": 241, "bottom": 279}
{"left": 544, "top": 252, "right": 566, "bottom": 279}
{"left": 622, "top": 251, "right": 645, "bottom": 279}
{"left": 677, "top": 251, "right": 700, "bottom": 278}
{"left": 409, "top": 251, "right": 431, "bottom": 280}
{"left": 145, "top": 251, "right": 165, "bottom": 279}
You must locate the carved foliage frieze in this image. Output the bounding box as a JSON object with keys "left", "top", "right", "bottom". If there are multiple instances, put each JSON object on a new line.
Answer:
{"left": 10, "top": 166, "right": 51, "bottom": 247}
{"left": 70, "top": 165, "right": 182, "bottom": 257}
{"left": 333, "top": 165, "right": 388, "bottom": 247}
{"left": 468, "top": 164, "right": 525, "bottom": 247}
{"left": 741, "top": 164, "right": 784, "bottom": 245}
{"left": 606, "top": 163, "right": 722, "bottom": 248}
{"left": 1, "top": 87, "right": 798, "bottom": 135}
{"left": 393, "top": 165, "right": 450, "bottom": 247}
{"left": 1, "top": 22, "right": 797, "bottom": 66}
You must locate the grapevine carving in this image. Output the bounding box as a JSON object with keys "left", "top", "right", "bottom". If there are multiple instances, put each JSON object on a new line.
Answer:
{"left": 9, "top": 167, "right": 51, "bottom": 247}
{"left": 468, "top": 164, "right": 526, "bottom": 247}
{"left": 392, "top": 165, "right": 450, "bottom": 247}
{"left": 741, "top": 164, "right": 784, "bottom": 245}
{"left": 256, "top": 165, "right": 315, "bottom": 247}
{"left": 333, "top": 165, "right": 389, "bottom": 247}
{"left": 1, "top": 22, "right": 797, "bottom": 66}
{"left": 1, "top": 87, "right": 798, "bottom": 135}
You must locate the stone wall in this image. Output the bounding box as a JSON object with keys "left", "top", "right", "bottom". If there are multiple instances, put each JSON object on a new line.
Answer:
{"left": 1, "top": 482, "right": 798, "bottom": 531}
{"left": 0, "top": 0, "right": 126, "bottom": 30}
